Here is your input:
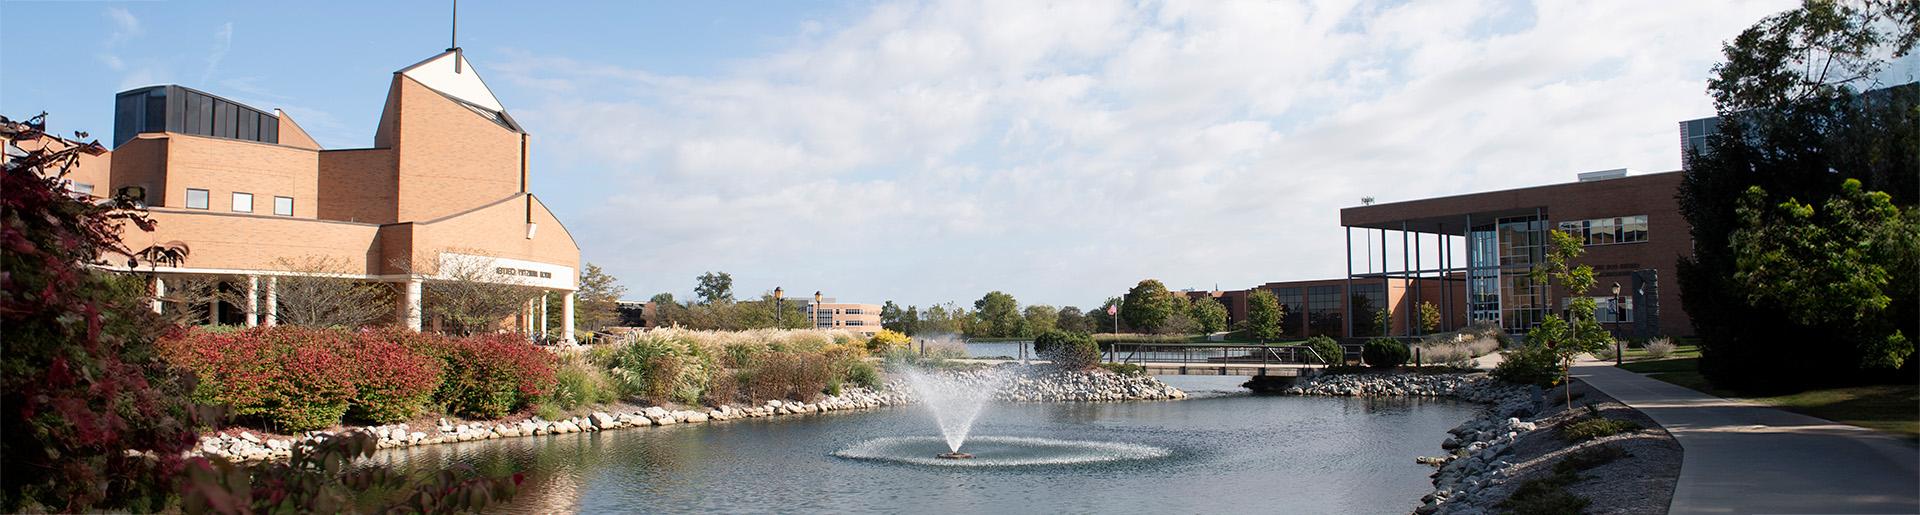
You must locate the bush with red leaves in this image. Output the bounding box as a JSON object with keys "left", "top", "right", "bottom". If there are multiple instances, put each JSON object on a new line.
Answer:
{"left": 412, "top": 332, "right": 556, "bottom": 419}
{"left": 0, "top": 115, "right": 200, "bottom": 512}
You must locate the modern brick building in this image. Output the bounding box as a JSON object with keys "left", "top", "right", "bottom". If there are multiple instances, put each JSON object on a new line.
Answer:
{"left": 1340, "top": 170, "right": 1689, "bottom": 339}
{"left": 60, "top": 49, "right": 582, "bottom": 337}
{"left": 1181, "top": 275, "right": 1462, "bottom": 339}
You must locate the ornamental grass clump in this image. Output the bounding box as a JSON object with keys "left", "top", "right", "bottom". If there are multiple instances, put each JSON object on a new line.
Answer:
{"left": 1643, "top": 337, "right": 1677, "bottom": 359}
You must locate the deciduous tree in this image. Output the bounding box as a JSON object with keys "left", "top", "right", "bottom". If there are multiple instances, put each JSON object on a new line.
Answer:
{"left": 694, "top": 271, "right": 734, "bottom": 305}
{"left": 1190, "top": 297, "right": 1229, "bottom": 334}
{"left": 1245, "top": 290, "right": 1284, "bottom": 342}
{"left": 1121, "top": 279, "right": 1176, "bottom": 333}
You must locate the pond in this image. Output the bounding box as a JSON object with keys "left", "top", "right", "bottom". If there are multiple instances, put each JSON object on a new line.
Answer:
{"left": 364, "top": 376, "right": 1475, "bottom": 513}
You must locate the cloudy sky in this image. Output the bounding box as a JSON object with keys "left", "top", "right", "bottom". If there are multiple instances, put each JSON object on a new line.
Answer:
{"left": 7, "top": 0, "right": 1872, "bottom": 310}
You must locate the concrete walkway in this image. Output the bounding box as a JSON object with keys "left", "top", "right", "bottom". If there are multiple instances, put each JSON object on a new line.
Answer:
{"left": 1569, "top": 359, "right": 1919, "bottom": 514}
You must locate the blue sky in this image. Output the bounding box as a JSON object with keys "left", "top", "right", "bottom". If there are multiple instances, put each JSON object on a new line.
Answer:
{"left": 9, "top": 0, "right": 1893, "bottom": 311}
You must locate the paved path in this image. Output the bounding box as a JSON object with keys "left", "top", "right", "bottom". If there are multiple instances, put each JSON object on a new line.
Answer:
{"left": 1569, "top": 359, "right": 1919, "bottom": 514}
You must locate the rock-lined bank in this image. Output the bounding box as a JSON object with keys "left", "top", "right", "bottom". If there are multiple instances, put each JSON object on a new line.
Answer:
{"left": 196, "top": 366, "right": 1186, "bottom": 463}
{"left": 198, "top": 388, "right": 910, "bottom": 463}
{"left": 909, "top": 365, "right": 1187, "bottom": 402}
{"left": 1287, "top": 373, "right": 1539, "bottom": 515}
{"left": 1287, "top": 372, "right": 1680, "bottom": 515}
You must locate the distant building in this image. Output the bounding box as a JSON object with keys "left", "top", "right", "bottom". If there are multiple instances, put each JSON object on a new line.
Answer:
{"left": 807, "top": 296, "right": 882, "bottom": 336}
{"left": 615, "top": 300, "right": 654, "bottom": 328}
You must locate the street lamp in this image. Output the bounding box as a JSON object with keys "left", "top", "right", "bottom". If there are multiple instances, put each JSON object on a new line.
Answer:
{"left": 814, "top": 291, "right": 823, "bottom": 330}
{"left": 1610, "top": 282, "right": 1623, "bottom": 366}
{"left": 773, "top": 287, "right": 784, "bottom": 328}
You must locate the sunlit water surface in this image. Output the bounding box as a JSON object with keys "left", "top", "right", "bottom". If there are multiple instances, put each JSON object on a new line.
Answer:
{"left": 361, "top": 376, "right": 1474, "bottom": 513}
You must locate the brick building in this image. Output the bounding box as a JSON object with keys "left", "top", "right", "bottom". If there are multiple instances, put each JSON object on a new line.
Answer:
{"left": 1340, "top": 170, "right": 1689, "bottom": 339}
{"left": 64, "top": 49, "right": 582, "bottom": 337}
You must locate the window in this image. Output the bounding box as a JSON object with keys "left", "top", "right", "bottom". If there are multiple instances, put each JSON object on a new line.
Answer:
{"left": 273, "top": 196, "right": 293, "bottom": 216}
{"left": 846, "top": 308, "right": 864, "bottom": 315}
{"left": 1559, "top": 215, "right": 1649, "bottom": 246}
{"left": 847, "top": 320, "right": 865, "bottom": 326}
{"left": 231, "top": 192, "right": 253, "bottom": 213}
{"left": 185, "top": 188, "right": 210, "bottom": 209}
{"left": 69, "top": 182, "right": 94, "bottom": 197}
{"left": 1564, "top": 296, "right": 1632, "bottom": 323}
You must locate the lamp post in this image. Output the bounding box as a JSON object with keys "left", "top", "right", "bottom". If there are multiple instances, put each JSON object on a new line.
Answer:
{"left": 773, "top": 287, "right": 784, "bottom": 329}
{"left": 1610, "top": 282, "right": 1623, "bottom": 366}
{"left": 814, "top": 291, "right": 823, "bottom": 330}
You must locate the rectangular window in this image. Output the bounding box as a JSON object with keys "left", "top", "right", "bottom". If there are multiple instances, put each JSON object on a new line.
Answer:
{"left": 1560, "top": 215, "right": 1648, "bottom": 246}
{"left": 273, "top": 196, "right": 293, "bottom": 216}
{"left": 185, "top": 188, "right": 210, "bottom": 209}
{"left": 69, "top": 182, "right": 94, "bottom": 197}
{"left": 232, "top": 192, "right": 253, "bottom": 213}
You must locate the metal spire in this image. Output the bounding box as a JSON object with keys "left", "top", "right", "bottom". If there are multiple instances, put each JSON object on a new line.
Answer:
{"left": 449, "top": 0, "right": 462, "bottom": 73}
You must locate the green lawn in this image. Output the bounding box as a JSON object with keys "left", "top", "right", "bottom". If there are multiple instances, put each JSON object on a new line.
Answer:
{"left": 1618, "top": 356, "right": 1919, "bottom": 441}
{"left": 1616, "top": 344, "right": 1702, "bottom": 362}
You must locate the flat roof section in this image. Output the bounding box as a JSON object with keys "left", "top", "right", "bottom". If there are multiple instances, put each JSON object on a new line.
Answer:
{"left": 1338, "top": 171, "right": 1683, "bottom": 233}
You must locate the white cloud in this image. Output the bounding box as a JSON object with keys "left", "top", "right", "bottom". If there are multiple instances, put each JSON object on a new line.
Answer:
{"left": 496, "top": 0, "right": 1794, "bottom": 307}
{"left": 200, "top": 22, "right": 233, "bottom": 84}
{"left": 103, "top": 7, "right": 141, "bottom": 46}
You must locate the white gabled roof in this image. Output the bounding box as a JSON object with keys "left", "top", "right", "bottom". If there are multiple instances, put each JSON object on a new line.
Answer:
{"left": 397, "top": 50, "right": 505, "bottom": 112}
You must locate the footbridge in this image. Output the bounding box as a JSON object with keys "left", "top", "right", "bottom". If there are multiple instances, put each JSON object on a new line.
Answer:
{"left": 955, "top": 342, "right": 1338, "bottom": 377}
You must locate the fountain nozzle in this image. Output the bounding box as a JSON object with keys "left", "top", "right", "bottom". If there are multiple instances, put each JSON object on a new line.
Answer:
{"left": 936, "top": 452, "right": 974, "bottom": 459}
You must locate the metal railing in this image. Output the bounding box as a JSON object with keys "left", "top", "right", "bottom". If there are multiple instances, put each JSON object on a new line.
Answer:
{"left": 1109, "top": 343, "right": 1332, "bottom": 367}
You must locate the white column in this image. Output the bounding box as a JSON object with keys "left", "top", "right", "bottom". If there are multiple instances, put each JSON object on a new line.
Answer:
{"left": 540, "top": 292, "right": 550, "bottom": 337}
{"left": 264, "top": 276, "right": 278, "bottom": 326}
{"left": 244, "top": 275, "right": 259, "bottom": 327}
{"left": 400, "top": 279, "right": 423, "bottom": 331}
{"left": 561, "top": 292, "right": 575, "bottom": 343}
{"left": 151, "top": 276, "right": 166, "bottom": 314}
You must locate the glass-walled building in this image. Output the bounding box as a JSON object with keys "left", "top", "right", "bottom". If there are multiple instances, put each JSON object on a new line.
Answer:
{"left": 1340, "top": 170, "right": 1691, "bottom": 339}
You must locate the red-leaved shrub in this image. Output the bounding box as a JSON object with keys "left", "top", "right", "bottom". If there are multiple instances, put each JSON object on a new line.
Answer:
{"left": 409, "top": 332, "right": 555, "bottom": 419}
{"left": 162, "top": 327, "right": 358, "bottom": 432}
{"left": 347, "top": 329, "right": 443, "bottom": 424}
{"left": 161, "top": 326, "right": 552, "bottom": 430}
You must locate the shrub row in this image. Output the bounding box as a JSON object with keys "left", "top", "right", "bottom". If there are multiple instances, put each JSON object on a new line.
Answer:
{"left": 590, "top": 328, "right": 882, "bottom": 407}
{"left": 160, "top": 327, "right": 555, "bottom": 431}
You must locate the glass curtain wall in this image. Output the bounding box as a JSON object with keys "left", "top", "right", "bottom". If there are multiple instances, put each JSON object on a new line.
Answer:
{"left": 1272, "top": 287, "right": 1304, "bottom": 338}
{"left": 1306, "top": 286, "right": 1343, "bottom": 337}
{"left": 1467, "top": 214, "right": 1549, "bottom": 333}
{"left": 1349, "top": 282, "right": 1388, "bottom": 337}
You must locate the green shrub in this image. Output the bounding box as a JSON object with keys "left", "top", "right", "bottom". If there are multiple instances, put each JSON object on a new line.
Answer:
{"left": 1498, "top": 474, "right": 1591, "bottom": 515}
{"left": 1554, "top": 445, "right": 1628, "bottom": 473}
{"left": 1561, "top": 417, "right": 1642, "bottom": 442}
{"left": 1361, "top": 338, "right": 1409, "bottom": 368}
{"left": 534, "top": 403, "right": 565, "bottom": 421}
{"left": 1038, "top": 330, "right": 1100, "bottom": 369}
{"left": 1492, "top": 343, "right": 1564, "bottom": 387}
{"left": 1033, "top": 330, "right": 1072, "bottom": 357}
{"left": 846, "top": 361, "right": 882, "bottom": 389}
{"left": 1100, "top": 363, "right": 1145, "bottom": 376}
{"left": 1303, "top": 336, "right": 1344, "bottom": 365}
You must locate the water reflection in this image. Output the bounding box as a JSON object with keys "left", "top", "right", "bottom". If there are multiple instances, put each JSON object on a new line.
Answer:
{"left": 363, "top": 389, "right": 1476, "bottom": 514}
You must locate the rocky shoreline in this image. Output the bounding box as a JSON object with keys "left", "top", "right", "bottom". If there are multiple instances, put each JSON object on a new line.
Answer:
{"left": 1287, "top": 372, "right": 1541, "bottom": 515}
{"left": 919, "top": 365, "right": 1188, "bottom": 402}
{"left": 1286, "top": 372, "right": 1679, "bottom": 515}
{"left": 196, "top": 366, "right": 1185, "bottom": 463}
